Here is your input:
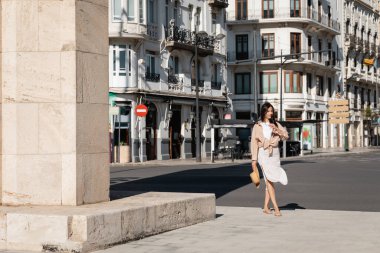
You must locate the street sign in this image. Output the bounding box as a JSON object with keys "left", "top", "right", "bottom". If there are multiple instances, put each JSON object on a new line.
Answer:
{"left": 328, "top": 100, "right": 349, "bottom": 106}
{"left": 328, "top": 105, "right": 349, "bottom": 112}
{"left": 328, "top": 99, "right": 349, "bottom": 124}
{"left": 328, "top": 118, "right": 350, "bottom": 124}
{"left": 328, "top": 112, "right": 350, "bottom": 118}
{"left": 135, "top": 104, "right": 148, "bottom": 117}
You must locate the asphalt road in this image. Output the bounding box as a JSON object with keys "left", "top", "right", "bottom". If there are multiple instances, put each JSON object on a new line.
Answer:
{"left": 110, "top": 152, "right": 380, "bottom": 212}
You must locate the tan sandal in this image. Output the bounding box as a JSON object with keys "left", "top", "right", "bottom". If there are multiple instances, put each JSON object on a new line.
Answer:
{"left": 274, "top": 211, "right": 282, "bottom": 217}
{"left": 263, "top": 208, "right": 272, "bottom": 214}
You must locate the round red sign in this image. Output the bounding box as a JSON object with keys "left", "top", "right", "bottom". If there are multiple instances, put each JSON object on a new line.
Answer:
{"left": 135, "top": 104, "right": 148, "bottom": 117}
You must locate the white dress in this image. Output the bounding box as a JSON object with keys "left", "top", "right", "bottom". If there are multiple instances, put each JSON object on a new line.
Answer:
{"left": 258, "top": 123, "right": 288, "bottom": 185}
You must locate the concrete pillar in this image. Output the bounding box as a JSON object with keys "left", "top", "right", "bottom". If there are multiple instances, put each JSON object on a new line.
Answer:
{"left": 0, "top": 0, "right": 109, "bottom": 205}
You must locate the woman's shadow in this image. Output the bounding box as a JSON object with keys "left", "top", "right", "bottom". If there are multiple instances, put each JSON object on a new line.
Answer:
{"left": 279, "top": 203, "right": 306, "bottom": 210}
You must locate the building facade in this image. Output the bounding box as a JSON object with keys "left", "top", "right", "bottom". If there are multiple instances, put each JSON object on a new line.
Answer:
{"left": 225, "top": 0, "right": 374, "bottom": 151}
{"left": 108, "top": 0, "right": 228, "bottom": 162}
{"left": 343, "top": 0, "right": 380, "bottom": 148}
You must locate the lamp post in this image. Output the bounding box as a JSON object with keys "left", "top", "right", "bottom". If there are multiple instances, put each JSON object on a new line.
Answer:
{"left": 193, "top": 27, "right": 208, "bottom": 163}
{"left": 345, "top": 73, "right": 359, "bottom": 151}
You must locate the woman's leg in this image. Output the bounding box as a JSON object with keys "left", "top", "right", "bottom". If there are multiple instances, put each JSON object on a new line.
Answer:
{"left": 267, "top": 180, "right": 281, "bottom": 216}
{"left": 263, "top": 180, "right": 271, "bottom": 214}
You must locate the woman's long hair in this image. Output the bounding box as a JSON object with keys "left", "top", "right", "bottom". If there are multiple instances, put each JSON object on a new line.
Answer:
{"left": 260, "top": 102, "right": 278, "bottom": 126}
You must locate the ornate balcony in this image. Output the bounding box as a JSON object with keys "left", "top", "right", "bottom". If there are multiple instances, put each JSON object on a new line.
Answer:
{"left": 208, "top": 0, "right": 228, "bottom": 8}
{"left": 168, "top": 74, "right": 180, "bottom": 84}
{"left": 165, "top": 20, "right": 215, "bottom": 57}
{"left": 211, "top": 81, "right": 222, "bottom": 90}
{"left": 191, "top": 79, "right": 205, "bottom": 87}
{"left": 145, "top": 72, "right": 160, "bottom": 82}
{"left": 226, "top": 7, "right": 340, "bottom": 35}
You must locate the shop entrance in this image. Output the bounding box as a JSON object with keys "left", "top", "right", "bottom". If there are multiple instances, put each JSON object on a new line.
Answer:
{"left": 169, "top": 105, "right": 182, "bottom": 159}
{"left": 146, "top": 102, "right": 157, "bottom": 161}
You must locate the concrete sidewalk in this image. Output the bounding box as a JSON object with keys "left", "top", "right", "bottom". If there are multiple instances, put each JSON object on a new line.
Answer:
{"left": 93, "top": 206, "right": 380, "bottom": 253}
{"left": 111, "top": 147, "right": 380, "bottom": 167}
{"left": 3, "top": 206, "right": 379, "bottom": 253}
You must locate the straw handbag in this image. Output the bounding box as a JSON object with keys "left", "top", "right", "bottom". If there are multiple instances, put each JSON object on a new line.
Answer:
{"left": 250, "top": 165, "right": 260, "bottom": 188}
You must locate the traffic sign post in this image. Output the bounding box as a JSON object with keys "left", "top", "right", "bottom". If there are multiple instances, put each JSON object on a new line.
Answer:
{"left": 328, "top": 99, "right": 349, "bottom": 124}
{"left": 135, "top": 104, "right": 148, "bottom": 117}
{"left": 328, "top": 99, "right": 349, "bottom": 151}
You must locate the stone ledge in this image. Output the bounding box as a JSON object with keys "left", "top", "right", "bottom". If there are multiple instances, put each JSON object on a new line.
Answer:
{"left": 0, "top": 192, "right": 216, "bottom": 252}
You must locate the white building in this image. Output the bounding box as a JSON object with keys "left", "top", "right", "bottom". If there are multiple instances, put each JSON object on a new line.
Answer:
{"left": 226, "top": 0, "right": 345, "bottom": 151}
{"left": 343, "top": 0, "right": 380, "bottom": 148}
{"left": 108, "top": 0, "right": 228, "bottom": 162}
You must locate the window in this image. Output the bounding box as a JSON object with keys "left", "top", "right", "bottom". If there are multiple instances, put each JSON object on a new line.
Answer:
{"left": 307, "top": 0, "right": 312, "bottom": 18}
{"left": 140, "top": 0, "right": 144, "bottom": 23}
{"left": 147, "top": 0, "right": 155, "bottom": 23}
{"left": 327, "top": 6, "right": 331, "bottom": 26}
{"left": 260, "top": 72, "right": 277, "bottom": 94}
{"left": 111, "top": 44, "right": 131, "bottom": 87}
{"left": 127, "top": 0, "right": 135, "bottom": 21}
{"left": 316, "top": 75, "right": 324, "bottom": 96}
{"left": 262, "top": 33, "right": 275, "bottom": 57}
{"left": 235, "top": 73, "right": 251, "bottom": 94}
{"left": 212, "top": 13, "right": 217, "bottom": 34}
{"left": 306, "top": 73, "right": 312, "bottom": 95}
{"left": 236, "top": 34, "right": 249, "bottom": 60}
{"left": 113, "top": 0, "right": 122, "bottom": 21}
{"left": 367, "top": 89, "right": 371, "bottom": 106}
{"left": 318, "top": 39, "right": 322, "bottom": 62}
{"left": 285, "top": 71, "right": 302, "bottom": 93}
{"left": 174, "top": 0, "right": 179, "bottom": 26}
{"left": 211, "top": 64, "right": 222, "bottom": 90}
{"left": 308, "top": 36, "right": 312, "bottom": 60}
{"left": 165, "top": 0, "right": 169, "bottom": 26}
{"left": 327, "top": 77, "right": 332, "bottom": 97}
{"left": 328, "top": 42, "right": 332, "bottom": 65}
{"left": 169, "top": 56, "right": 179, "bottom": 75}
{"left": 263, "top": 0, "right": 274, "bottom": 18}
{"left": 374, "top": 90, "right": 377, "bottom": 108}
{"left": 290, "top": 33, "right": 301, "bottom": 55}
{"left": 318, "top": 1, "right": 322, "bottom": 22}
{"left": 236, "top": 0, "right": 247, "bottom": 20}
{"left": 290, "top": 0, "right": 301, "bottom": 17}
{"left": 146, "top": 53, "right": 156, "bottom": 74}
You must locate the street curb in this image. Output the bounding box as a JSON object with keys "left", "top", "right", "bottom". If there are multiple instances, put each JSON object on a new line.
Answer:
{"left": 110, "top": 149, "right": 380, "bottom": 168}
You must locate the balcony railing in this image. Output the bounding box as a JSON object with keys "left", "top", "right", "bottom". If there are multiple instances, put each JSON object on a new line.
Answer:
{"left": 191, "top": 79, "right": 205, "bottom": 87}
{"left": 211, "top": 81, "right": 222, "bottom": 90}
{"left": 145, "top": 72, "right": 160, "bottom": 82}
{"left": 168, "top": 74, "right": 180, "bottom": 84}
{"left": 147, "top": 23, "right": 158, "bottom": 40}
{"left": 165, "top": 20, "right": 215, "bottom": 56}
{"left": 227, "top": 50, "right": 254, "bottom": 62}
{"left": 227, "top": 7, "right": 340, "bottom": 32}
{"left": 208, "top": 0, "right": 228, "bottom": 8}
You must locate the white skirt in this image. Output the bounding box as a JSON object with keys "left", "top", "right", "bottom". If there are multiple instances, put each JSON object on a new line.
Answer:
{"left": 258, "top": 147, "right": 288, "bottom": 185}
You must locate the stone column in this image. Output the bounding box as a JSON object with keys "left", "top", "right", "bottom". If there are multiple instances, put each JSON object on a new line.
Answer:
{"left": 0, "top": 0, "right": 109, "bottom": 205}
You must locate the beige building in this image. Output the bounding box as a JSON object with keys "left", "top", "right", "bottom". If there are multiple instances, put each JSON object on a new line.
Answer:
{"left": 226, "top": 0, "right": 344, "bottom": 152}
{"left": 108, "top": 0, "right": 228, "bottom": 162}
{"left": 343, "top": 0, "right": 380, "bottom": 148}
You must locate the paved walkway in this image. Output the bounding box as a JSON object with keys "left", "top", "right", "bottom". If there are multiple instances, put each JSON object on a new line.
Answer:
{"left": 94, "top": 206, "right": 380, "bottom": 253}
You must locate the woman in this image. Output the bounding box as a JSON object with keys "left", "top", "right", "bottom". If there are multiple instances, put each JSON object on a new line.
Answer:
{"left": 251, "top": 102, "right": 289, "bottom": 216}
